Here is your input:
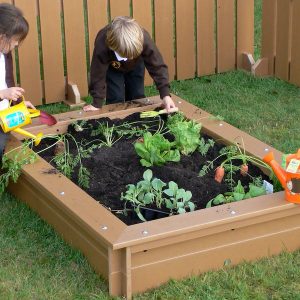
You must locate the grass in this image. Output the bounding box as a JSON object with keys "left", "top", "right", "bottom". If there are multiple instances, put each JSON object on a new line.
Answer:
{"left": 2, "top": 0, "right": 300, "bottom": 298}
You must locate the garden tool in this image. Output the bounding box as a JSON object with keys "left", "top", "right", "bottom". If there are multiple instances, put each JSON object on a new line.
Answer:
{"left": 263, "top": 149, "right": 300, "bottom": 204}
{"left": 0, "top": 97, "right": 57, "bottom": 146}
{"left": 140, "top": 107, "right": 179, "bottom": 118}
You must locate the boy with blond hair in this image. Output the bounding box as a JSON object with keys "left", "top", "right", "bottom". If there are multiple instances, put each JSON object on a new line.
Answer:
{"left": 84, "top": 16, "right": 176, "bottom": 112}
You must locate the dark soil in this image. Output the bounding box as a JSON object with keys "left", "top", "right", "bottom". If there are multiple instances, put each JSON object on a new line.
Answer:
{"left": 34, "top": 112, "right": 271, "bottom": 225}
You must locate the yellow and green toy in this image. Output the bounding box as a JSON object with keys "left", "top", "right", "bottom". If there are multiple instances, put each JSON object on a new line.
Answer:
{"left": 0, "top": 98, "right": 43, "bottom": 146}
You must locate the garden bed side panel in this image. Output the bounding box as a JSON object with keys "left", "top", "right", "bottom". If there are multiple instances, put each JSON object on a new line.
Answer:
{"left": 6, "top": 136, "right": 127, "bottom": 292}
{"left": 6, "top": 95, "right": 300, "bottom": 299}
{"left": 116, "top": 193, "right": 300, "bottom": 294}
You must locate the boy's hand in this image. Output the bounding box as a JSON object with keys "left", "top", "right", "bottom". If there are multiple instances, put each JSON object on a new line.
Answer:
{"left": 162, "top": 95, "right": 176, "bottom": 112}
{"left": 24, "top": 101, "right": 35, "bottom": 109}
{"left": 83, "top": 104, "right": 100, "bottom": 112}
{"left": 0, "top": 87, "right": 25, "bottom": 101}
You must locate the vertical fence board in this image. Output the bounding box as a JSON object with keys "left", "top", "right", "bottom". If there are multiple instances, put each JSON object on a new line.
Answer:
{"left": 176, "top": 0, "right": 195, "bottom": 80}
{"left": 39, "top": 0, "right": 65, "bottom": 103}
{"left": 197, "top": 0, "right": 215, "bottom": 76}
{"left": 217, "top": 0, "right": 235, "bottom": 72}
{"left": 87, "top": 0, "right": 108, "bottom": 62}
{"left": 132, "top": 0, "right": 152, "bottom": 33}
{"left": 237, "top": 0, "right": 254, "bottom": 69}
{"left": 155, "top": 0, "right": 175, "bottom": 81}
{"left": 290, "top": 1, "right": 300, "bottom": 86}
{"left": 261, "top": 0, "right": 277, "bottom": 75}
{"left": 132, "top": 0, "right": 152, "bottom": 86}
{"left": 275, "top": 0, "right": 292, "bottom": 81}
{"left": 63, "top": 0, "right": 88, "bottom": 97}
{"left": 14, "top": 0, "right": 43, "bottom": 105}
{"left": 110, "top": 0, "right": 130, "bottom": 19}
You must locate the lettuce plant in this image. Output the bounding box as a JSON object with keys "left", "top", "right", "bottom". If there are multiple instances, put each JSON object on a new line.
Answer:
{"left": 134, "top": 132, "right": 180, "bottom": 167}
{"left": 167, "top": 113, "right": 202, "bottom": 155}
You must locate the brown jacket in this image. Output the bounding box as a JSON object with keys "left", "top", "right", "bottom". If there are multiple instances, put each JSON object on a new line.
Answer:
{"left": 89, "top": 26, "right": 170, "bottom": 107}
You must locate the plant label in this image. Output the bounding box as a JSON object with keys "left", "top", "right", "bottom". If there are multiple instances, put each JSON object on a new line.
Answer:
{"left": 263, "top": 180, "right": 274, "bottom": 194}
{"left": 286, "top": 159, "right": 300, "bottom": 174}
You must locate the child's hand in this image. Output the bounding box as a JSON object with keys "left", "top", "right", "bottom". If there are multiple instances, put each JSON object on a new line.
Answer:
{"left": 24, "top": 101, "right": 35, "bottom": 109}
{"left": 0, "top": 87, "right": 25, "bottom": 101}
{"left": 83, "top": 104, "right": 100, "bottom": 112}
{"left": 162, "top": 96, "right": 176, "bottom": 112}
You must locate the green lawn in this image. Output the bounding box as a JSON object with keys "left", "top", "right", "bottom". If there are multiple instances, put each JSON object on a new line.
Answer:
{"left": 1, "top": 0, "right": 300, "bottom": 299}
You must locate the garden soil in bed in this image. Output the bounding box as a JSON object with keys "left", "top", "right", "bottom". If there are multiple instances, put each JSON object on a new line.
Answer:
{"left": 34, "top": 111, "right": 271, "bottom": 225}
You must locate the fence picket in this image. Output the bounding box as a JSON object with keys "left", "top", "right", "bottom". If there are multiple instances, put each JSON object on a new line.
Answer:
{"left": 217, "top": 0, "right": 235, "bottom": 72}
{"left": 290, "top": 1, "right": 300, "bottom": 86}
{"left": 87, "top": 0, "right": 108, "bottom": 63}
{"left": 132, "top": 0, "right": 152, "bottom": 86}
{"left": 14, "top": 0, "right": 43, "bottom": 105}
{"left": 63, "top": 0, "right": 88, "bottom": 97}
{"left": 39, "top": 0, "right": 65, "bottom": 103}
{"left": 261, "top": 0, "right": 277, "bottom": 75}
{"left": 154, "top": 0, "right": 175, "bottom": 81}
{"left": 110, "top": 0, "right": 130, "bottom": 19}
{"left": 176, "top": 0, "right": 195, "bottom": 80}
{"left": 275, "top": 0, "right": 292, "bottom": 81}
{"left": 197, "top": 0, "right": 216, "bottom": 76}
{"left": 237, "top": 0, "right": 254, "bottom": 68}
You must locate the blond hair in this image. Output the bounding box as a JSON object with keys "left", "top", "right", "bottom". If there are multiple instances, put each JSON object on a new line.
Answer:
{"left": 106, "top": 16, "right": 144, "bottom": 59}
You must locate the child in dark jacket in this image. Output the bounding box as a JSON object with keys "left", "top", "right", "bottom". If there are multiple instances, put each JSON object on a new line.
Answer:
{"left": 0, "top": 3, "right": 35, "bottom": 158}
{"left": 84, "top": 16, "right": 176, "bottom": 112}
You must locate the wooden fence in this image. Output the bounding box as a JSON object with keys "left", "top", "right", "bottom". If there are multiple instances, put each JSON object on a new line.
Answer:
{"left": 261, "top": 0, "right": 300, "bottom": 86}
{"left": 2, "top": 0, "right": 254, "bottom": 105}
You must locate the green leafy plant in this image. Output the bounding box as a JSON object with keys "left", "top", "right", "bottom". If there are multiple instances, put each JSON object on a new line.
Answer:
{"left": 121, "top": 169, "right": 194, "bottom": 221}
{"left": 72, "top": 120, "right": 91, "bottom": 132}
{"left": 198, "top": 138, "right": 215, "bottom": 156}
{"left": 91, "top": 121, "right": 123, "bottom": 147}
{"left": 134, "top": 132, "right": 180, "bottom": 167}
{"left": 50, "top": 134, "right": 91, "bottom": 189}
{"left": 115, "top": 120, "right": 157, "bottom": 139}
{"left": 206, "top": 180, "right": 266, "bottom": 208}
{"left": 163, "top": 181, "right": 194, "bottom": 214}
{"left": 167, "top": 113, "right": 202, "bottom": 155}
{"left": 121, "top": 169, "right": 163, "bottom": 221}
{"left": 0, "top": 140, "right": 37, "bottom": 195}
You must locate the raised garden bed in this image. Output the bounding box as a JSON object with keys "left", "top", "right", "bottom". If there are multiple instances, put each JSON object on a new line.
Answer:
{"left": 7, "top": 95, "right": 300, "bottom": 299}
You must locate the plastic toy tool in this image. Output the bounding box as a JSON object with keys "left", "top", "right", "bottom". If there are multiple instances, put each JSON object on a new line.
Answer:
{"left": 263, "top": 149, "right": 300, "bottom": 204}
{"left": 140, "top": 107, "right": 179, "bottom": 118}
{"left": 0, "top": 97, "right": 57, "bottom": 146}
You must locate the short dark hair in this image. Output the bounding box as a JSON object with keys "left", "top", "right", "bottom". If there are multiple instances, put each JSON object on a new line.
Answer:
{"left": 0, "top": 3, "right": 29, "bottom": 43}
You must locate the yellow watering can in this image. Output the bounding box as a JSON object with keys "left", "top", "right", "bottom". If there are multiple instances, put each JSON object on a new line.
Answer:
{"left": 0, "top": 98, "right": 43, "bottom": 146}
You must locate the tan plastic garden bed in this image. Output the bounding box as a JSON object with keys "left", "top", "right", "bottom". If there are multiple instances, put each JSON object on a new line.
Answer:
{"left": 7, "top": 95, "right": 300, "bottom": 299}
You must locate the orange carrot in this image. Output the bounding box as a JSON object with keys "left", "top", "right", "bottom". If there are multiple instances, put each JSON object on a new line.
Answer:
{"left": 240, "top": 164, "right": 248, "bottom": 176}
{"left": 215, "top": 166, "right": 225, "bottom": 183}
